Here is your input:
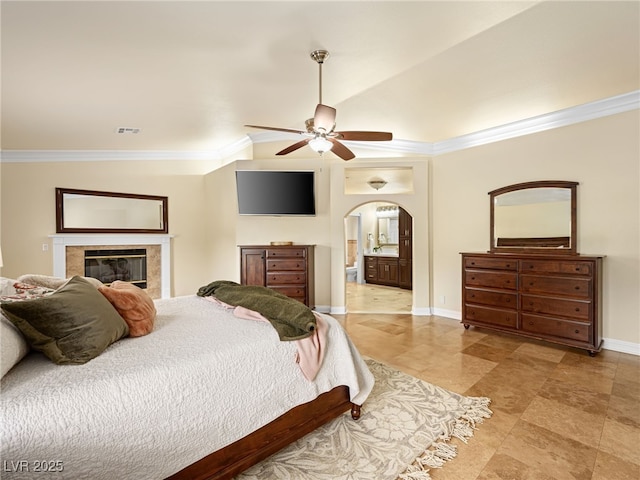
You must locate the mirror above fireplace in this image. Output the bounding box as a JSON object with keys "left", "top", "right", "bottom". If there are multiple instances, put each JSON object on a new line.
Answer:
{"left": 56, "top": 188, "right": 168, "bottom": 234}
{"left": 489, "top": 180, "right": 578, "bottom": 254}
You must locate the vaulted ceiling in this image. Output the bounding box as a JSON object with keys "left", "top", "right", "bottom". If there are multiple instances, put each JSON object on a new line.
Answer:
{"left": 2, "top": 1, "right": 638, "bottom": 157}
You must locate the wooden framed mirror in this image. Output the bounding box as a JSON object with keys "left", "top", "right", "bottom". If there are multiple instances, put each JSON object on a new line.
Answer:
{"left": 489, "top": 180, "right": 577, "bottom": 254}
{"left": 56, "top": 188, "right": 168, "bottom": 234}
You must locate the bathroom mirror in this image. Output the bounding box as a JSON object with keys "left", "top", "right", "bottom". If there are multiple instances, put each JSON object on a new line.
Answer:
{"left": 489, "top": 180, "right": 577, "bottom": 254}
{"left": 376, "top": 205, "right": 399, "bottom": 246}
{"left": 56, "top": 188, "right": 168, "bottom": 233}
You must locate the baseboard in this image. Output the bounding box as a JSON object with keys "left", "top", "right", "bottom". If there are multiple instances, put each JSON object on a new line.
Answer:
{"left": 602, "top": 338, "right": 640, "bottom": 356}
{"left": 432, "top": 310, "right": 639, "bottom": 356}
{"left": 327, "top": 305, "right": 639, "bottom": 356}
{"left": 431, "top": 308, "right": 461, "bottom": 320}
{"left": 316, "top": 305, "right": 332, "bottom": 314}
{"left": 411, "top": 306, "right": 432, "bottom": 316}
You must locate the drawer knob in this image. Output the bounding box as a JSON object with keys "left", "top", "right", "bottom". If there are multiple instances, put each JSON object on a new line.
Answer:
{"left": 470, "top": 294, "right": 475, "bottom": 298}
{"left": 575, "top": 307, "right": 580, "bottom": 312}
{"left": 529, "top": 321, "right": 534, "bottom": 326}
{"left": 505, "top": 280, "right": 510, "bottom": 284}
{"left": 506, "top": 264, "right": 511, "bottom": 268}
{"left": 506, "top": 298, "right": 510, "bottom": 303}
{"left": 529, "top": 302, "right": 534, "bottom": 306}
{"left": 575, "top": 286, "right": 580, "bottom": 290}
{"left": 529, "top": 282, "right": 534, "bottom": 286}
{"left": 529, "top": 265, "right": 534, "bottom": 269}
{"left": 575, "top": 329, "right": 580, "bottom": 334}
{"left": 471, "top": 276, "right": 475, "bottom": 280}
{"left": 470, "top": 262, "right": 476, "bottom": 265}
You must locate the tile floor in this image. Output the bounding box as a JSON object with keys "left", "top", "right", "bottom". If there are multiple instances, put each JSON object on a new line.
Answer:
{"left": 345, "top": 281, "right": 412, "bottom": 313}
{"left": 337, "top": 285, "right": 640, "bottom": 480}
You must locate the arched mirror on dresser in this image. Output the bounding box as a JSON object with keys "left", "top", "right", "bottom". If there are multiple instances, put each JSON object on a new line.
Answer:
{"left": 490, "top": 181, "right": 577, "bottom": 254}
{"left": 461, "top": 180, "right": 604, "bottom": 356}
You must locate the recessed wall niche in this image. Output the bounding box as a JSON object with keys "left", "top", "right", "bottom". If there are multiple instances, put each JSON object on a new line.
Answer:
{"left": 344, "top": 167, "right": 414, "bottom": 195}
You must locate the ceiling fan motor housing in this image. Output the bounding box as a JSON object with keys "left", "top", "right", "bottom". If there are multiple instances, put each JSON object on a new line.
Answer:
{"left": 310, "top": 50, "right": 329, "bottom": 64}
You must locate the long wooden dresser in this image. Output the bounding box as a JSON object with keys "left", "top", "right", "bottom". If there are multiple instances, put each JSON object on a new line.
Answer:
{"left": 461, "top": 252, "right": 603, "bottom": 355}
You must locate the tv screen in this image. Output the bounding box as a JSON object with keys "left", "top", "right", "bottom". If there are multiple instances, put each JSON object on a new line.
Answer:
{"left": 236, "top": 170, "right": 316, "bottom": 216}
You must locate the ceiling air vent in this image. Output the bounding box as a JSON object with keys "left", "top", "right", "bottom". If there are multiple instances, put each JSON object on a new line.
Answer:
{"left": 115, "top": 127, "right": 141, "bottom": 134}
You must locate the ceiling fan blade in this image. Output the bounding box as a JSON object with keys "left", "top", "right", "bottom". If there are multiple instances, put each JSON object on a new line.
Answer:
{"left": 245, "top": 124, "right": 305, "bottom": 135}
{"left": 313, "top": 104, "right": 336, "bottom": 133}
{"left": 328, "top": 139, "right": 355, "bottom": 161}
{"left": 334, "top": 131, "right": 393, "bottom": 141}
{"left": 276, "top": 139, "right": 310, "bottom": 156}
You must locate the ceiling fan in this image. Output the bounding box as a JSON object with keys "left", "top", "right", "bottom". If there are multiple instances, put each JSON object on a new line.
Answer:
{"left": 245, "top": 50, "right": 393, "bottom": 161}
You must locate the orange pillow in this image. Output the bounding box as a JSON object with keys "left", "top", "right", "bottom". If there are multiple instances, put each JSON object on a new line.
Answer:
{"left": 98, "top": 281, "right": 156, "bottom": 337}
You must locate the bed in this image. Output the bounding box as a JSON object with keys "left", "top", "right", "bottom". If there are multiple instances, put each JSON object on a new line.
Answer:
{"left": 0, "top": 277, "right": 374, "bottom": 479}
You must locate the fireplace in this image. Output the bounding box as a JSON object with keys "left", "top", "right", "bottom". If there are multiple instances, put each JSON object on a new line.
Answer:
{"left": 85, "top": 248, "right": 148, "bottom": 288}
{"left": 51, "top": 234, "right": 172, "bottom": 299}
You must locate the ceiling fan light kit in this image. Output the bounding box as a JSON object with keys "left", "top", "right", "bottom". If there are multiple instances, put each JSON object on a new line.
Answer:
{"left": 245, "top": 50, "right": 392, "bottom": 161}
{"left": 308, "top": 136, "right": 333, "bottom": 154}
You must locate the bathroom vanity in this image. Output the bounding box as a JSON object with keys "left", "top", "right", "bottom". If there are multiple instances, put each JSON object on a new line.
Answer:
{"left": 363, "top": 206, "right": 412, "bottom": 289}
{"left": 364, "top": 254, "right": 400, "bottom": 287}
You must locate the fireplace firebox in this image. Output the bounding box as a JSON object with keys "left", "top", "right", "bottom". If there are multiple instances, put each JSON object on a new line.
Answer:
{"left": 84, "top": 248, "right": 147, "bottom": 288}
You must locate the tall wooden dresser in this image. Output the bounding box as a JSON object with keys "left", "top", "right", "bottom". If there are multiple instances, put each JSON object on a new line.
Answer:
{"left": 461, "top": 252, "right": 603, "bottom": 355}
{"left": 239, "top": 245, "right": 315, "bottom": 309}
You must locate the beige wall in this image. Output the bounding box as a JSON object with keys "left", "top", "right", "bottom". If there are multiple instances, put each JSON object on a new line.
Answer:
{"left": 205, "top": 155, "right": 333, "bottom": 308}
{"left": 0, "top": 159, "right": 217, "bottom": 296}
{"left": 1, "top": 109, "right": 638, "bottom": 349}
{"left": 328, "top": 158, "right": 430, "bottom": 314}
{"left": 431, "top": 110, "right": 640, "bottom": 347}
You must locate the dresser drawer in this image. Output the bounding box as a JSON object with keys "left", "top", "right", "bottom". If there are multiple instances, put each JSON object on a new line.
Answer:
{"left": 521, "top": 294, "right": 591, "bottom": 321}
{"left": 269, "top": 286, "right": 306, "bottom": 301}
{"left": 464, "top": 257, "right": 517, "bottom": 271}
{"left": 520, "top": 275, "right": 592, "bottom": 298}
{"left": 266, "top": 248, "right": 307, "bottom": 259}
{"left": 465, "top": 271, "right": 517, "bottom": 290}
{"left": 521, "top": 260, "right": 592, "bottom": 276}
{"left": 266, "top": 272, "right": 306, "bottom": 285}
{"left": 464, "top": 305, "right": 518, "bottom": 328}
{"left": 465, "top": 288, "right": 517, "bottom": 309}
{"left": 266, "top": 258, "right": 306, "bottom": 271}
{"left": 522, "top": 313, "right": 590, "bottom": 343}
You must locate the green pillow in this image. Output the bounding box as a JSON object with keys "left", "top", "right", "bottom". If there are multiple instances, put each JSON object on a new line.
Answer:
{"left": 0, "top": 276, "right": 129, "bottom": 365}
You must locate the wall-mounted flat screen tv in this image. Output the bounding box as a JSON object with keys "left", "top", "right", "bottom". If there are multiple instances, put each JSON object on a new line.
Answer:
{"left": 236, "top": 170, "right": 316, "bottom": 216}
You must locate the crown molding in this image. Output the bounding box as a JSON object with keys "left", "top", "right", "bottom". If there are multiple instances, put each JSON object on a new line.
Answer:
{"left": 432, "top": 90, "right": 640, "bottom": 155}
{"left": 2, "top": 90, "right": 637, "bottom": 163}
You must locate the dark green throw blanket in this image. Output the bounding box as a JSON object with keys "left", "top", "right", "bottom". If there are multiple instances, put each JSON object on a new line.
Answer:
{"left": 197, "top": 280, "right": 316, "bottom": 341}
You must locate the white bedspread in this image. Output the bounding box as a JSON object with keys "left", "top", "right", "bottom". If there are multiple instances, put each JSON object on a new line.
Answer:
{"left": 0, "top": 295, "right": 374, "bottom": 479}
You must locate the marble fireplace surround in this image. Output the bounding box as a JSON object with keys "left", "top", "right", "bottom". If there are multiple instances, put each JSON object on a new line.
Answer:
{"left": 50, "top": 234, "right": 172, "bottom": 299}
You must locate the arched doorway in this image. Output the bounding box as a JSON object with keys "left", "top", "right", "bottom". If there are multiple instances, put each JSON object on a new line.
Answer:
{"left": 344, "top": 201, "right": 413, "bottom": 313}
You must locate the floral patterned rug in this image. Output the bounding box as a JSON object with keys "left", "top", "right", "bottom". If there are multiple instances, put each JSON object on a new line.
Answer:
{"left": 237, "top": 359, "right": 492, "bottom": 480}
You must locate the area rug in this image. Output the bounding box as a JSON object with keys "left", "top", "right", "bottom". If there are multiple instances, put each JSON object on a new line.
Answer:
{"left": 236, "top": 359, "right": 492, "bottom": 480}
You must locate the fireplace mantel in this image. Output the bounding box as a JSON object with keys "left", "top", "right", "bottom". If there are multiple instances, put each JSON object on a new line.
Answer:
{"left": 50, "top": 234, "right": 173, "bottom": 299}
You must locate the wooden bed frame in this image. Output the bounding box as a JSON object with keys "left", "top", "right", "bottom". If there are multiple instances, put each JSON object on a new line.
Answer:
{"left": 166, "top": 385, "right": 360, "bottom": 480}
